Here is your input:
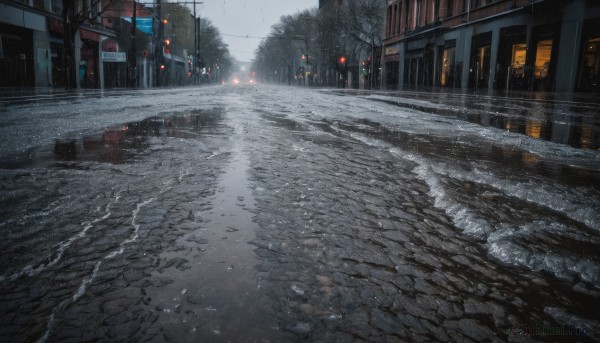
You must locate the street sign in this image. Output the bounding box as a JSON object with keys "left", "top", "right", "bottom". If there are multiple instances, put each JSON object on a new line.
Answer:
{"left": 121, "top": 17, "right": 153, "bottom": 36}
{"left": 101, "top": 51, "right": 127, "bottom": 62}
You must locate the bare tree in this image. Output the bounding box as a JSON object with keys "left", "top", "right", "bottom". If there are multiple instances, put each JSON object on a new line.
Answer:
{"left": 340, "top": 0, "right": 386, "bottom": 88}
{"left": 197, "top": 18, "right": 233, "bottom": 83}
{"left": 252, "top": 9, "right": 318, "bottom": 85}
{"left": 315, "top": 0, "right": 385, "bottom": 88}
{"left": 61, "top": 0, "right": 125, "bottom": 88}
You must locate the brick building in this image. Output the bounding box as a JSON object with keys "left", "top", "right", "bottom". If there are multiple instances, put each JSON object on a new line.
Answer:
{"left": 0, "top": 0, "right": 158, "bottom": 89}
{"left": 382, "top": 0, "right": 600, "bottom": 93}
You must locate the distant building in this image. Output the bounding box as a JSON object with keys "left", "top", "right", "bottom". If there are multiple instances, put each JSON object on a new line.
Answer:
{"left": 382, "top": 0, "right": 600, "bottom": 93}
{"left": 0, "top": 0, "right": 123, "bottom": 88}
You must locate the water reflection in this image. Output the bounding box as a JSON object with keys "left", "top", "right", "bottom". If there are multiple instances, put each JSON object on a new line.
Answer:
{"left": 346, "top": 90, "right": 600, "bottom": 150}
{"left": 0, "top": 109, "right": 226, "bottom": 168}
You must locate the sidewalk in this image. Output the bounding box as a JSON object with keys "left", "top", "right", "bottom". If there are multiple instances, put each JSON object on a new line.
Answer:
{"left": 333, "top": 86, "right": 600, "bottom": 105}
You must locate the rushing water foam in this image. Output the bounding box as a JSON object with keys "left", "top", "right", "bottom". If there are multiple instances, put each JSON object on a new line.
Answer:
{"left": 348, "top": 131, "right": 598, "bottom": 286}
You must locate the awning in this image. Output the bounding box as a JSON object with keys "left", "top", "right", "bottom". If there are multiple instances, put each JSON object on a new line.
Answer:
{"left": 80, "top": 29, "right": 99, "bottom": 42}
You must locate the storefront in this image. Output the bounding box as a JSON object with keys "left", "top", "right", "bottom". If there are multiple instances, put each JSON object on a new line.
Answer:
{"left": 48, "top": 18, "right": 65, "bottom": 87}
{"left": 495, "top": 26, "right": 527, "bottom": 91}
{"left": 437, "top": 40, "right": 457, "bottom": 88}
{"left": 576, "top": 17, "right": 600, "bottom": 93}
{"left": 383, "top": 44, "right": 400, "bottom": 89}
{"left": 101, "top": 39, "right": 127, "bottom": 88}
{"left": 79, "top": 29, "right": 99, "bottom": 88}
{"left": 468, "top": 31, "right": 492, "bottom": 90}
{"left": 0, "top": 23, "right": 34, "bottom": 87}
{"left": 529, "top": 23, "right": 560, "bottom": 92}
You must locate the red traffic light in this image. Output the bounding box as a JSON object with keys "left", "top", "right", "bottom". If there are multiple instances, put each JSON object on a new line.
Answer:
{"left": 339, "top": 56, "right": 346, "bottom": 64}
{"left": 160, "top": 64, "right": 165, "bottom": 70}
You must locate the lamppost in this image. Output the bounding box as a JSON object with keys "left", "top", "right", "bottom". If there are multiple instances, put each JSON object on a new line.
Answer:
{"left": 130, "top": 0, "right": 137, "bottom": 88}
{"left": 192, "top": 1, "right": 204, "bottom": 86}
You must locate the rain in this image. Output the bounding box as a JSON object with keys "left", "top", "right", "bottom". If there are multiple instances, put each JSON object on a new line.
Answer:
{"left": 0, "top": 85, "right": 599, "bottom": 342}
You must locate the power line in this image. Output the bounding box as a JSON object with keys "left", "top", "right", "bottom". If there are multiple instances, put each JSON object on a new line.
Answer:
{"left": 221, "top": 33, "right": 264, "bottom": 39}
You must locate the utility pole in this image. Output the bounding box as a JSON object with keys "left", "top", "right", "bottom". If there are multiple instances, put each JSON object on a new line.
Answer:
{"left": 193, "top": 0, "right": 197, "bottom": 85}
{"left": 155, "top": 0, "right": 163, "bottom": 87}
{"left": 370, "top": 37, "right": 374, "bottom": 90}
{"left": 193, "top": 2, "right": 204, "bottom": 85}
{"left": 131, "top": 0, "right": 137, "bottom": 87}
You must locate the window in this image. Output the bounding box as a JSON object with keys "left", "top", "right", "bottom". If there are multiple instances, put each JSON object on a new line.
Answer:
{"left": 511, "top": 43, "right": 526, "bottom": 74}
{"left": 395, "top": 2, "right": 402, "bottom": 33}
{"left": 386, "top": 6, "right": 392, "bottom": 37}
{"left": 405, "top": 0, "right": 411, "bottom": 30}
{"left": 416, "top": 0, "right": 422, "bottom": 27}
{"left": 51, "top": 0, "right": 63, "bottom": 14}
{"left": 534, "top": 39, "right": 553, "bottom": 78}
{"left": 441, "top": 46, "right": 455, "bottom": 86}
{"left": 447, "top": 0, "right": 454, "bottom": 17}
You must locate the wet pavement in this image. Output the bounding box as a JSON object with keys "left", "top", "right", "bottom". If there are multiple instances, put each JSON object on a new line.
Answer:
{"left": 0, "top": 85, "right": 599, "bottom": 342}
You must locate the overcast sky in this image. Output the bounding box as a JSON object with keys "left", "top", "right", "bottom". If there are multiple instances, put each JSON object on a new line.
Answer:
{"left": 197, "top": 0, "right": 317, "bottom": 62}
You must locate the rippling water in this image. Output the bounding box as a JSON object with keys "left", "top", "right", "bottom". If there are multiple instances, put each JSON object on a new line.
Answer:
{"left": 0, "top": 86, "right": 598, "bottom": 342}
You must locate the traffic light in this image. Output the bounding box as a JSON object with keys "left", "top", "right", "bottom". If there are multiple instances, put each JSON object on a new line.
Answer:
{"left": 164, "top": 39, "right": 171, "bottom": 54}
{"left": 339, "top": 56, "right": 346, "bottom": 64}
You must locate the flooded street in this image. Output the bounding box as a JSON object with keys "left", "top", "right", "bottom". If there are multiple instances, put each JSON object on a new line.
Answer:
{"left": 0, "top": 85, "right": 598, "bottom": 342}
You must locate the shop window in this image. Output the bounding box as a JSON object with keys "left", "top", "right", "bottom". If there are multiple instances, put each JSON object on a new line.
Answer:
{"left": 440, "top": 46, "right": 455, "bottom": 87}
{"left": 511, "top": 43, "right": 526, "bottom": 75}
{"left": 534, "top": 39, "right": 552, "bottom": 79}
{"left": 580, "top": 37, "right": 600, "bottom": 91}
{"left": 469, "top": 43, "right": 490, "bottom": 89}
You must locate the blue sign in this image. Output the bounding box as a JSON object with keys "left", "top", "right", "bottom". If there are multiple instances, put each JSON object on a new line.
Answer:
{"left": 122, "top": 17, "right": 153, "bottom": 36}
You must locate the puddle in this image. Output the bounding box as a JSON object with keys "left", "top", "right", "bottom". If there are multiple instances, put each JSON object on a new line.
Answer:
{"left": 0, "top": 108, "right": 226, "bottom": 169}
{"left": 350, "top": 92, "right": 600, "bottom": 150}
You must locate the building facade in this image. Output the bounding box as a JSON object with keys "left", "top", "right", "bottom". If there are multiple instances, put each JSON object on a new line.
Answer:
{"left": 0, "top": 0, "right": 168, "bottom": 89}
{"left": 382, "top": 0, "right": 600, "bottom": 93}
{"left": 0, "top": 0, "right": 127, "bottom": 88}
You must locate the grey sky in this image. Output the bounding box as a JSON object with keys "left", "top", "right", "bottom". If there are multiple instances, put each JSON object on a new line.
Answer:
{"left": 198, "top": 1, "right": 317, "bottom": 62}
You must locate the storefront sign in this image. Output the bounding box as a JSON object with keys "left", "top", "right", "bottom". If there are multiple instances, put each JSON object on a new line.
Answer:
{"left": 407, "top": 39, "right": 425, "bottom": 51}
{"left": 102, "top": 51, "right": 127, "bottom": 62}
{"left": 385, "top": 46, "right": 400, "bottom": 55}
{"left": 48, "top": 18, "right": 64, "bottom": 34}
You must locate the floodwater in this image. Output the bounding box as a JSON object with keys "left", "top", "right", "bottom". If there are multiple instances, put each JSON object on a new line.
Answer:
{"left": 0, "top": 85, "right": 598, "bottom": 342}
